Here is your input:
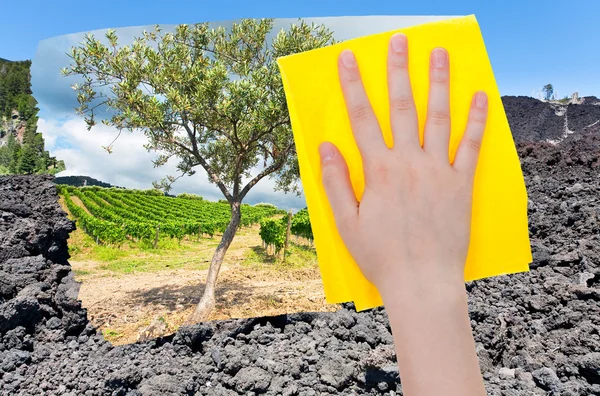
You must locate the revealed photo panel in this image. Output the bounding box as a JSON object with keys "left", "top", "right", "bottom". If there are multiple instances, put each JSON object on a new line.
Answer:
{"left": 31, "top": 15, "right": 530, "bottom": 345}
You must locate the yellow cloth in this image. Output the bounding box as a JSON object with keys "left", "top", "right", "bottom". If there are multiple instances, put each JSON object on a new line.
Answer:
{"left": 276, "top": 15, "right": 532, "bottom": 311}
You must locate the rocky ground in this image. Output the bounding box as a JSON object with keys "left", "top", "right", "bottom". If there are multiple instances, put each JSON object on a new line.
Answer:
{"left": 502, "top": 95, "right": 600, "bottom": 144}
{"left": 1, "top": 97, "right": 600, "bottom": 395}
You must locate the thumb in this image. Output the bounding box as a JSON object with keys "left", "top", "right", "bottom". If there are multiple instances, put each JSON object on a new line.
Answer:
{"left": 319, "top": 141, "right": 358, "bottom": 233}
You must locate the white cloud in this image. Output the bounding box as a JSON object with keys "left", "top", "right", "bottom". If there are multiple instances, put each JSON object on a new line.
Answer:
{"left": 39, "top": 116, "right": 307, "bottom": 210}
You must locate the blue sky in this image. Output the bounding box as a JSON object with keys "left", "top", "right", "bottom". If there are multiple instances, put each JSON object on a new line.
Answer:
{"left": 1, "top": 0, "right": 599, "bottom": 97}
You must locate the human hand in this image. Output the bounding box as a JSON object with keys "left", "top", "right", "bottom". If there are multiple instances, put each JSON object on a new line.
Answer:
{"left": 319, "top": 32, "right": 489, "bottom": 396}
{"left": 319, "top": 33, "right": 489, "bottom": 298}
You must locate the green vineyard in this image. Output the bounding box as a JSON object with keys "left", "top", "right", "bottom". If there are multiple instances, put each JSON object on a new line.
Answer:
{"left": 259, "top": 208, "right": 314, "bottom": 254}
{"left": 57, "top": 185, "right": 286, "bottom": 245}
{"left": 57, "top": 184, "right": 317, "bottom": 255}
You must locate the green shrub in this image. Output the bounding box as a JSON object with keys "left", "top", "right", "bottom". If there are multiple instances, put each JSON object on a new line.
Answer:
{"left": 142, "top": 189, "right": 164, "bottom": 196}
{"left": 177, "top": 192, "right": 203, "bottom": 200}
{"left": 254, "top": 202, "right": 276, "bottom": 209}
{"left": 291, "top": 208, "right": 313, "bottom": 241}
{"left": 259, "top": 216, "right": 287, "bottom": 254}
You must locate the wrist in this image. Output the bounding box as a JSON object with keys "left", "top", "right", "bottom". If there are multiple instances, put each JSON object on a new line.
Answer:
{"left": 377, "top": 268, "right": 468, "bottom": 316}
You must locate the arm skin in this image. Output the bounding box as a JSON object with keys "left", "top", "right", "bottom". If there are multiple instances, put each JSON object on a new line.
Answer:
{"left": 318, "top": 33, "right": 488, "bottom": 396}
{"left": 379, "top": 274, "right": 486, "bottom": 396}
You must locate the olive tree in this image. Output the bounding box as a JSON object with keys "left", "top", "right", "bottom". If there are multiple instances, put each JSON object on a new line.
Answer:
{"left": 62, "top": 19, "right": 335, "bottom": 323}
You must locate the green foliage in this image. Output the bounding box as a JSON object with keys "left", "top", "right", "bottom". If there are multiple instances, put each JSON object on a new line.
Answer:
{"left": 145, "top": 189, "right": 160, "bottom": 196}
{"left": 0, "top": 59, "right": 64, "bottom": 175}
{"left": 259, "top": 216, "right": 288, "bottom": 254}
{"left": 0, "top": 60, "right": 34, "bottom": 118}
{"left": 60, "top": 186, "right": 127, "bottom": 245}
{"left": 290, "top": 208, "right": 313, "bottom": 241}
{"left": 543, "top": 84, "right": 554, "bottom": 101}
{"left": 47, "top": 159, "right": 66, "bottom": 175}
{"left": 140, "top": 188, "right": 164, "bottom": 196}
{"left": 254, "top": 202, "right": 276, "bottom": 208}
{"left": 80, "top": 185, "right": 102, "bottom": 192}
{"left": 177, "top": 192, "right": 203, "bottom": 200}
{"left": 16, "top": 143, "right": 37, "bottom": 174}
{"left": 8, "top": 136, "right": 20, "bottom": 173}
{"left": 0, "top": 134, "right": 15, "bottom": 166}
{"left": 55, "top": 175, "right": 117, "bottom": 188}
{"left": 58, "top": 185, "right": 280, "bottom": 244}
{"left": 258, "top": 208, "right": 314, "bottom": 255}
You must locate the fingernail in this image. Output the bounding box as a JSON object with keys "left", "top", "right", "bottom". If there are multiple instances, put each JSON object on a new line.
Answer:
{"left": 340, "top": 50, "right": 357, "bottom": 69}
{"left": 432, "top": 48, "right": 447, "bottom": 68}
{"left": 390, "top": 33, "right": 407, "bottom": 54}
{"left": 319, "top": 142, "right": 335, "bottom": 162}
{"left": 475, "top": 91, "right": 488, "bottom": 109}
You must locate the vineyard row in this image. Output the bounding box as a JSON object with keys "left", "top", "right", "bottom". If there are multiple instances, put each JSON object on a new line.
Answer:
{"left": 57, "top": 185, "right": 284, "bottom": 245}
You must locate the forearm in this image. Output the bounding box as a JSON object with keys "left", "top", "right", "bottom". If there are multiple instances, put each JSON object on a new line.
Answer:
{"left": 380, "top": 274, "right": 487, "bottom": 396}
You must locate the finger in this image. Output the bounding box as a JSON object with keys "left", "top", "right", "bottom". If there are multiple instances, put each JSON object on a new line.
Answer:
{"left": 423, "top": 47, "right": 451, "bottom": 162}
{"left": 338, "top": 50, "right": 387, "bottom": 160}
{"left": 387, "top": 33, "right": 419, "bottom": 150}
{"left": 452, "top": 91, "right": 488, "bottom": 177}
{"left": 319, "top": 141, "right": 359, "bottom": 234}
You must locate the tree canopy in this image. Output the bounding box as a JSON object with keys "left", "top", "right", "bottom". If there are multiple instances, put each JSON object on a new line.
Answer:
{"left": 63, "top": 19, "right": 335, "bottom": 202}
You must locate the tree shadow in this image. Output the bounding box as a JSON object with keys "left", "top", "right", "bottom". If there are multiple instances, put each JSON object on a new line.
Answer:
{"left": 124, "top": 279, "right": 259, "bottom": 312}
{"left": 249, "top": 241, "right": 316, "bottom": 264}
{"left": 250, "top": 245, "right": 279, "bottom": 263}
{"left": 291, "top": 242, "right": 315, "bottom": 252}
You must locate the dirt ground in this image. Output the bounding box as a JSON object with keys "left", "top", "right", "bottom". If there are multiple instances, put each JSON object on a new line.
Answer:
{"left": 60, "top": 197, "right": 339, "bottom": 346}
{"left": 73, "top": 261, "right": 336, "bottom": 345}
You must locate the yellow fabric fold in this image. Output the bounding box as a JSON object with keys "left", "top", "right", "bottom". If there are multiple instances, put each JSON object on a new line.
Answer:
{"left": 277, "top": 15, "right": 532, "bottom": 311}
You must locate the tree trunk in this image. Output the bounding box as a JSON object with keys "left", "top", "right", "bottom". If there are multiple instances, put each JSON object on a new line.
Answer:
{"left": 283, "top": 210, "right": 292, "bottom": 262}
{"left": 184, "top": 201, "right": 241, "bottom": 325}
{"left": 153, "top": 225, "right": 160, "bottom": 249}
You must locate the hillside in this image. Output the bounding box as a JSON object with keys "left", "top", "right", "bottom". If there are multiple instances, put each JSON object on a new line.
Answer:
{"left": 54, "top": 175, "right": 123, "bottom": 188}
{"left": 503, "top": 95, "right": 600, "bottom": 143}
{"left": 0, "top": 58, "right": 64, "bottom": 175}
